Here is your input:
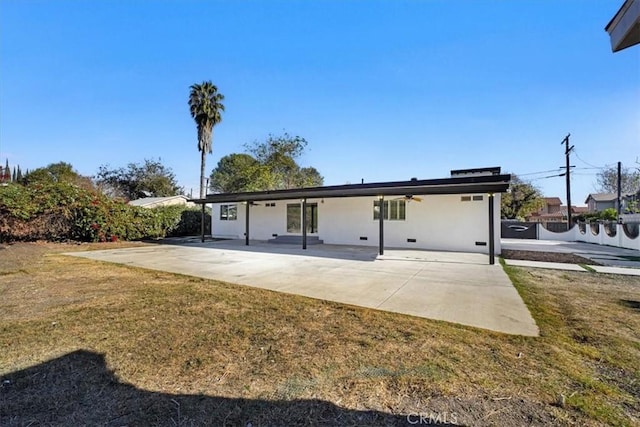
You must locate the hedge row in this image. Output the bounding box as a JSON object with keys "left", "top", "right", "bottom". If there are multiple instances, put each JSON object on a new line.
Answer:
{"left": 0, "top": 182, "right": 210, "bottom": 242}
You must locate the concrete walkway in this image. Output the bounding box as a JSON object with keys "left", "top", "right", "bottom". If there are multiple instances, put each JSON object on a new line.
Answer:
{"left": 502, "top": 238, "right": 640, "bottom": 269}
{"left": 504, "top": 259, "right": 640, "bottom": 275}
{"left": 66, "top": 240, "right": 539, "bottom": 336}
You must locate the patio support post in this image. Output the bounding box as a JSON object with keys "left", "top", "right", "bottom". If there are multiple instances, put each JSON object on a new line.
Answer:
{"left": 302, "top": 198, "right": 307, "bottom": 250}
{"left": 245, "top": 202, "right": 250, "bottom": 246}
{"left": 379, "top": 196, "right": 384, "bottom": 255}
{"left": 200, "top": 203, "right": 205, "bottom": 243}
{"left": 488, "top": 193, "right": 495, "bottom": 265}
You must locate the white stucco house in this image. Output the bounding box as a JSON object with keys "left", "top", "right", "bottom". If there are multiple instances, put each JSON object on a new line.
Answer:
{"left": 192, "top": 167, "right": 510, "bottom": 265}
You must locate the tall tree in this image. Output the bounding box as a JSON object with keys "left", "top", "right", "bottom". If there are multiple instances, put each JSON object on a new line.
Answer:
{"left": 596, "top": 165, "right": 640, "bottom": 194}
{"left": 210, "top": 153, "right": 269, "bottom": 193}
{"left": 23, "top": 162, "right": 93, "bottom": 189}
{"left": 297, "top": 166, "right": 323, "bottom": 188}
{"left": 244, "top": 133, "right": 323, "bottom": 190}
{"left": 210, "top": 133, "right": 324, "bottom": 193}
{"left": 189, "top": 81, "right": 225, "bottom": 199}
{"left": 501, "top": 175, "right": 544, "bottom": 220}
{"left": 95, "top": 158, "right": 182, "bottom": 200}
{"left": 1, "top": 159, "right": 9, "bottom": 182}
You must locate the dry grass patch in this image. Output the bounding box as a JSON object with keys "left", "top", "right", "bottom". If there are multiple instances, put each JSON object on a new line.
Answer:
{"left": 0, "top": 242, "right": 639, "bottom": 426}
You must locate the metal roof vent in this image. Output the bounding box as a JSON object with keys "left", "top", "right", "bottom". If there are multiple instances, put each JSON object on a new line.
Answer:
{"left": 410, "top": 177, "right": 418, "bottom": 181}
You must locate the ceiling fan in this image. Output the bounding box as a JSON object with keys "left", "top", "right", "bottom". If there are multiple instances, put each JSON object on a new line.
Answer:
{"left": 393, "top": 195, "right": 423, "bottom": 202}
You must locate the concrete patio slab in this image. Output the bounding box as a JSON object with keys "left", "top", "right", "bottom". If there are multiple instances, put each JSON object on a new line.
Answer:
{"left": 66, "top": 240, "right": 539, "bottom": 336}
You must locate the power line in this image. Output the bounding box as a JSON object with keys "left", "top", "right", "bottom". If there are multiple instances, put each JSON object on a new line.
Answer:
{"left": 529, "top": 173, "right": 565, "bottom": 181}
{"left": 517, "top": 168, "right": 562, "bottom": 176}
{"left": 573, "top": 148, "right": 605, "bottom": 170}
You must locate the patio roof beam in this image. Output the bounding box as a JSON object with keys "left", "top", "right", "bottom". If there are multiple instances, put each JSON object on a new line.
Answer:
{"left": 190, "top": 174, "right": 511, "bottom": 205}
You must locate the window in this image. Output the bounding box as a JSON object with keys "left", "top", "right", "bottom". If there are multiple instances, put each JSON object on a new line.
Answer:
{"left": 373, "top": 200, "right": 406, "bottom": 221}
{"left": 220, "top": 204, "right": 237, "bottom": 221}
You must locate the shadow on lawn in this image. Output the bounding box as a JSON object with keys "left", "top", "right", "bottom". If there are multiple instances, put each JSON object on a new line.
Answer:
{"left": 0, "top": 350, "right": 449, "bottom": 426}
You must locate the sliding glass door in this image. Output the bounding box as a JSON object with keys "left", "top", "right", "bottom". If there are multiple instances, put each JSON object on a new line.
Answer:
{"left": 286, "top": 203, "right": 318, "bottom": 234}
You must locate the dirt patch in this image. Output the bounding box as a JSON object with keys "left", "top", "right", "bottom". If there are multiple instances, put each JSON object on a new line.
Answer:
{"left": 501, "top": 249, "right": 601, "bottom": 266}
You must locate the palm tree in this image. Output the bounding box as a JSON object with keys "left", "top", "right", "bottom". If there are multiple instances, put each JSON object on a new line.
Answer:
{"left": 189, "top": 81, "right": 225, "bottom": 199}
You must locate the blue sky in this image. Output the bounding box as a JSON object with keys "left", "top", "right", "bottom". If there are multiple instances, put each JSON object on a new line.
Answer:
{"left": 1, "top": 0, "right": 638, "bottom": 204}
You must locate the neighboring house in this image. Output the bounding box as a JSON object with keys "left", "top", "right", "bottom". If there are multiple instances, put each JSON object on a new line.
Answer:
{"left": 570, "top": 206, "right": 589, "bottom": 216}
{"left": 584, "top": 193, "right": 639, "bottom": 212}
{"left": 605, "top": 0, "right": 640, "bottom": 52}
{"left": 194, "top": 167, "right": 510, "bottom": 264}
{"left": 527, "top": 197, "right": 563, "bottom": 223}
{"left": 128, "top": 195, "right": 194, "bottom": 209}
{"left": 526, "top": 198, "right": 589, "bottom": 224}
{"left": 585, "top": 193, "right": 618, "bottom": 212}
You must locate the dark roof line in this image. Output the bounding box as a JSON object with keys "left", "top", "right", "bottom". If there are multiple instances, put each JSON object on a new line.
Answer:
{"left": 450, "top": 166, "right": 501, "bottom": 175}
{"left": 191, "top": 173, "right": 511, "bottom": 204}
{"left": 605, "top": 0, "right": 631, "bottom": 31}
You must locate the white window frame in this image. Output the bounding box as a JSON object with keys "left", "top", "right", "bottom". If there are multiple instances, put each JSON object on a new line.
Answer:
{"left": 220, "top": 204, "right": 237, "bottom": 221}
{"left": 373, "top": 200, "right": 406, "bottom": 221}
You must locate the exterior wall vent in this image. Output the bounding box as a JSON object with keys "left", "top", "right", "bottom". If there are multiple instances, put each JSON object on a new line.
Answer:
{"left": 475, "top": 241, "right": 487, "bottom": 246}
{"left": 407, "top": 238, "right": 417, "bottom": 243}
{"left": 359, "top": 236, "right": 368, "bottom": 240}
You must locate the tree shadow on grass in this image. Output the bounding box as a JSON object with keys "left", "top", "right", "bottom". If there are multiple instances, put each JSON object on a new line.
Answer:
{"left": 0, "top": 350, "right": 452, "bottom": 426}
{"left": 619, "top": 299, "right": 640, "bottom": 312}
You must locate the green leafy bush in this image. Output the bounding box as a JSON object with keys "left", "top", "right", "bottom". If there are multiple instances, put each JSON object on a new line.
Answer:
{"left": 0, "top": 182, "right": 210, "bottom": 242}
{"left": 575, "top": 208, "right": 620, "bottom": 223}
{"left": 166, "top": 207, "right": 211, "bottom": 237}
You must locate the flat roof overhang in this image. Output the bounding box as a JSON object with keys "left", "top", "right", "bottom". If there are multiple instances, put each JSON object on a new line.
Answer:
{"left": 191, "top": 174, "right": 511, "bottom": 204}
{"left": 606, "top": 0, "right": 640, "bottom": 52}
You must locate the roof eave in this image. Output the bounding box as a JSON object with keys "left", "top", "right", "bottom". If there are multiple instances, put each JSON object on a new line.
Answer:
{"left": 190, "top": 174, "right": 511, "bottom": 204}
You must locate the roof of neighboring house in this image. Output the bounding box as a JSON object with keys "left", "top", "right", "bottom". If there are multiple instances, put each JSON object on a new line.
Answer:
{"left": 128, "top": 195, "right": 189, "bottom": 207}
{"left": 529, "top": 212, "right": 564, "bottom": 219}
{"left": 585, "top": 193, "right": 618, "bottom": 203}
{"left": 559, "top": 206, "right": 590, "bottom": 215}
{"left": 584, "top": 193, "right": 638, "bottom": 203}
{"left": 543, "top": 197, "right": 562, "bottom": 205}
{"left": 192, "top": 173, "right": 512, "bottom": 204}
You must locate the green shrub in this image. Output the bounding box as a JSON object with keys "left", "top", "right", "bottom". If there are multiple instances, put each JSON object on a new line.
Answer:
{"left": 575, "top": 208, "right": 619, "bottom": 223}
{"left": 166, "top": 207, "right": 211, "bottom": 237}
{"left": 0, "top": 182, "right": 209, "bottom": 242}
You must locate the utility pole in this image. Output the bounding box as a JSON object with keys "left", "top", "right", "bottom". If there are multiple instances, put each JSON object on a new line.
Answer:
{"left": 561, "top": 134, "right": 574, "bottom": 230}
{"left": 617, "top": 161, "right": 622, "bottom": 222}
